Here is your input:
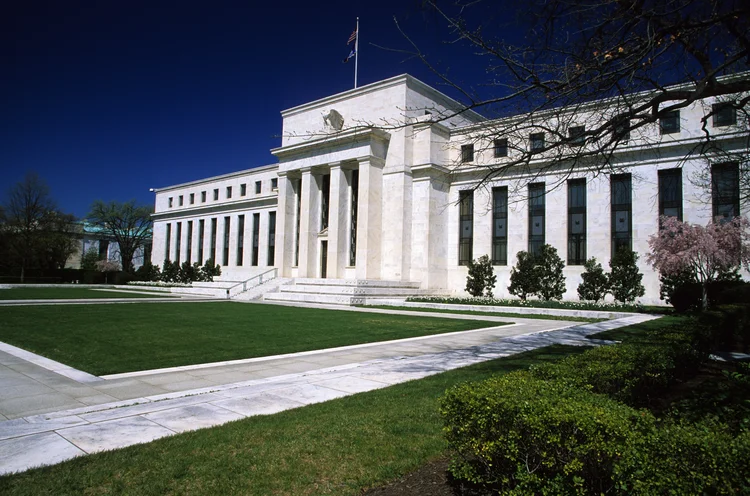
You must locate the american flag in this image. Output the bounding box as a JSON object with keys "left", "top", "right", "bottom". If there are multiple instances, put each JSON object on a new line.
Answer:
{"left": 347, "top": 30, "right": 357, "bottom": 44}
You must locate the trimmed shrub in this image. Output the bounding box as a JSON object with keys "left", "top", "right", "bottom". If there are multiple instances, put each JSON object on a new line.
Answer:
{"left": 134, "top": 260, "right": 161, "bottom": 282}
{"left": 178, "top": 261, "right": 199, "bottom": 283}
{"left": 508, "top": 251, "right": 538, "bottom": 300}
{"left": 441, "top": 372, "right": 653, "bottom": 494}
{"left": 608, "top": 248, "right": 645, "bottom": 303}
{"left": 160, "top": 259, "right": 180, "bottom": 283}
{"left": 200, "top": 258, "right": 221, "bottom": 282}
{"left": 465, "top": 254, "right": 497, "bottom": 297}
{"left": 535, "top": 244, "right": 566, "bottom": 301}
{"left": 578, "top": 257, "right": 609, "bottom": 302}
{"left": 615, "top": 422, "right": 750, "bottom": 495}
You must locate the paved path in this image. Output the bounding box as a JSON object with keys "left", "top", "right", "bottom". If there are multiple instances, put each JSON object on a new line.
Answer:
{"left": 0, "top": 303, "right": 659, "bottom": 476}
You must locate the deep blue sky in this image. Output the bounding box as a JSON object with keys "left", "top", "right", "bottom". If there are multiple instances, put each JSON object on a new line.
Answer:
{"left": 2, "top": 0, "right": 508, "bottom": 218}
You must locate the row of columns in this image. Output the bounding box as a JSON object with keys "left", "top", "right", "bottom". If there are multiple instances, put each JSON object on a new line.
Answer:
{"left": 276, "top": 156, "right": 383, "bottom": 280}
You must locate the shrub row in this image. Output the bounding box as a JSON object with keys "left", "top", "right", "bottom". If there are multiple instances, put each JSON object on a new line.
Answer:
{"left": 441, "top": 323, "right": 748, "bottom": 494}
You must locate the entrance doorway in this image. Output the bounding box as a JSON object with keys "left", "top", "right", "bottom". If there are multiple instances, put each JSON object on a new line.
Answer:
{"left": 320, "top": 240, "right": 328, "bottom": 278}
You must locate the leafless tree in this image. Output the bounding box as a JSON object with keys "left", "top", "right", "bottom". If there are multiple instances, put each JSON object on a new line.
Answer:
{"left": 88, "top": 200, "right": 153, "bottom": 273}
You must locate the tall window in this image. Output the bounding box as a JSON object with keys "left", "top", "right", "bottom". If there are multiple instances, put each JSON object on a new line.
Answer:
{"left": 168, "top": 197, "right": 173, "bottom": 208}
{"left": 660, "top": 110, "right": 680, "bottom": 134}
{"left": 712, "top": 163, "right": 740, "bottom": 222}
{"left": 271, "top": 178, "right": 278, "bottom": 190}
{"left": 458, "top": 190, "right": 473, "bottom": 265}
{"left": 530, "top": 133, "right": 545, "bottom": 152}
{"left": 240, "top": 184, "right": 247, "bottom": 196}
{"left": 658, "top": 168, "right": 682, "bottom": 221}
{"left": 201, "top": 191, "right": 206, "bottom": 203}
{"left": 712, "top": 103, "right": 736, "bottom": 127}
{"left": 189, "top": 193, "right": 195, "bottom": 205}
{"left": 226, "top": 186, "right": 232, "bottom": 199}
{"left": 569, "top": 126, "right": 586, "bottom": 146}
{"left": 175, "top": 222, "right": 182, "bottom": 263}
{"left": 236, "top": 215, "right": 245, "bottom": 266}
{"left": 99, "top": 240, "right": 109, "bottom": 259}
{"left": 255, "top": 181, "right": 261, "bottom": 194}
{"left": 186, "top": 221, "right": 193, "bottom": 263}
{"left": 210, "top": 218, "right": 217, "bottom": 262}
{"left": 294, "top": 179, "right": 301, "bottom": 266}
{"left": 222, "top": 217, "right": 230, "bottom": 266}
{"left": 349, "top": 169, "right": 359, "bottom": 266}
{"left": 611, "top": 174, "right": 632, "bottom": 254}
{"left": 461, "top": 144, "right": 474, "bottom": 163}
{"left": 494, "top": 139, "right": 508, "bottom": 158}
{"left": 267, "top": 212, "right": 276, "bottom": 266}
{"left": 528, "top": 183, "right": 545, "bottom": 256}
{"left": 321, "top": 174, "right": 331, "bottom": 230}
{"left": 251, "top": 213, "right": 260, "bottom": 266}
{"left": 492, "top": 187, "right": 508, "bottom": 265}
{"left": 213, "top": 189, "right": 219, "bottom": 201}
{"left": 567, "top": 179, "right": 586, "bottom": 264}
{"left": 165, "top": 224, "right": 171, "bottom": 261}
{"left": 614, "top": 116, "right": 630, "bottom": 143}
{"left": 178, "top": 195, "right": 183, "bottom": 207}
{"left": 198, "top": 219, "right": 205, "bottom": 264}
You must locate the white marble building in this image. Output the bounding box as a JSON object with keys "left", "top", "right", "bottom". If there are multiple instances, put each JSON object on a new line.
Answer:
{"left": 151, "top": 74, "right": 748, "bottom": 304}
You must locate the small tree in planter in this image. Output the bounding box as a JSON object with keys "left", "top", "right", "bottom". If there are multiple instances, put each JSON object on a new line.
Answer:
{"left": 95, "top": 259, "right": 120, "bottom": 284}
{"left": 465, "top": 254, "right": 497, "bottom": 297}
{"left": 578, "top": 257, "right": 609, "bottom": 302}
{"left": 648, "top": 216, "right": 750, "bottom": 311}
{"left": 508, "top": 251, "right": 539, "bottom": 300}
{"left": 608, "top": 248, "right": 645, "bottom": 303}
{"left": 534, "top": 244, "right": 566, "bottom": 301}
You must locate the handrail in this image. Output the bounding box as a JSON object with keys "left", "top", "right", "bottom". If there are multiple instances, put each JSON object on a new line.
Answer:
{"left": 226, "top": 268, "right": 278, "bottom": 298}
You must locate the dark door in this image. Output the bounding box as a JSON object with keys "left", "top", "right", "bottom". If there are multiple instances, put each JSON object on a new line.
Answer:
{"left": 320, "top": 241, "right": 328, "bottom": 278}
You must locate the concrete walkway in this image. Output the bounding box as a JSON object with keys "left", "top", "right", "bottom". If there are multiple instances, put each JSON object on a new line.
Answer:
{"left": 0, "top": 303, "right": 660, "bottom": 476}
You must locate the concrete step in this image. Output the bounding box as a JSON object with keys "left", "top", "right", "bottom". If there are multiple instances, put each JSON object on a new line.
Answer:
{"left": 277, "top": 285, "right": 426, "bottom": 296}
{"left": 293, "top": 278, "right": 421, "bottom": 289}
{"left": 264, "top": 292, "right": 364, "bottom": 306}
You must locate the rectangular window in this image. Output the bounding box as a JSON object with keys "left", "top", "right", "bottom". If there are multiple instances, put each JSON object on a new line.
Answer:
{"left": 189, "top": 193, "right": 195, "bottom": 205}
{"left": 712, "top": 103, "right": 737, "bottom": 127}
{"left": 168, "top": 197, "right": 173, "bottom": 208}
{"left": 660, "top": 110, "right": 680, "bottom": 134}
{"left": 240, "top": 184, "right": 247, "bottom": 196}
{"left": 255, "top": 181, "right": 261, "bottom": 194}
{"left": 658, "top": 168, "right": 683, "bottom": 221}
{"left": 236, "top": 215, "right": 244, "bottom": 266}
{"left": 226, "top": 186, "right": 232, "bottom": 199}
{"left": 458, "top": 190, "right": 473, "bottom": 265}
{"left": 461, "top": 144, "right": 474, "bottom": 163}
{"left": 222, "top": 217, "right": 230, "bottom": 266}
{"left": 528, "top": 183, "right": 545, "bottom": 256}
{"left": 165, "top": 224, "right": 171, "bottom": 261}
{"left": 494, "top": 139, "right": 508, "bottom": 158}
{"left": 178, "top": 195, "right": 183, "bottom": 207}
{"left": 186, "top": 221, "right": 193, "bottom": 263}
{"left": 201, "top": 191, "right": 206, "bottom": 203}
{"left": 213, "top": 189, "right": 219, "bottom": 201}
{"left": 712, "top": 162, "right": 740, "bottom": 222}
{"left": 492, "top": 187, "right": 508, "bottom": 265}
{"left": 271, "top": 178, "right": 278, "bottom": 190}
{"left": 569, "top": 126, "right": 585, "bottom": 146}
{"left": 210, "top": 218, "right": 217, "bottom": 263}
{"left": 615, "top": 116, "right": 630, "bottom": 143}
{"left": 267, "top": 212, "right": 276, "bottom": 265}
{"left": 198, "top": 219, "right": 205, "bottom": 264}
{"left": 349, "top": 169, "right": 359, "bottom": 266}
{"left": 321, "top": 174, "right": 331, "bottom": 230}
{"left": 251, "top": 213, "right": 260, "bottom": 266}
{"left": 294, "top": 179, "right": 301, "bottom": 266}
{"left": 567, "top": 179, "right": 586, "bottom": 265}
{"left": 530, "top": 132, "right": 545, "bottom": 152}
{"left": 611, "top": 174, "right": 632, "bottom": 254}
{"left": 175, "top": 222, "right": 182, "bottom": 263}
{"left": 99, "top": 240, "right": 109, "bottom": 260}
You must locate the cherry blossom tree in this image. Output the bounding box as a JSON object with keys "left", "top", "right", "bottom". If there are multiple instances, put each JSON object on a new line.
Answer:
{"left": 647, "top": 216, "right": 750, "bottom": 310}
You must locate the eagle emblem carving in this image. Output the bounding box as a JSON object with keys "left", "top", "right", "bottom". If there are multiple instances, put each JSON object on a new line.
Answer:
{"left": 322, "top": 109, "right": 344, "bottom": 131}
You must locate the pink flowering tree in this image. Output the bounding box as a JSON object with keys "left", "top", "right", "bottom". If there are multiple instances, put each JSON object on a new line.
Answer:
{"left": 647, "top": 216, "right": 750, "bottom": 311}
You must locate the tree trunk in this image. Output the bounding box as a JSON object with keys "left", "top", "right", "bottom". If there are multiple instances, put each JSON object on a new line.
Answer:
{"left": 701, "top": 282, "right": 708, "bottom": 311}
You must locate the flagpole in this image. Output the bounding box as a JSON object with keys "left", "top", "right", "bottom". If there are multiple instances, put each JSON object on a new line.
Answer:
{"left": 354, "top": 17, "right": 359, "bottom": 89}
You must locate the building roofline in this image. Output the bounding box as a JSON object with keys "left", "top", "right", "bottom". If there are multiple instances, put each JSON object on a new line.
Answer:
{"left": 152, "top": 163, "right": 279, "bottom": 193}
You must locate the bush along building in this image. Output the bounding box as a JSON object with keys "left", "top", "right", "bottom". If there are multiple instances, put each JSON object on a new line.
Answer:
{"left": 150, "top": 73, "right": 749, "bottom": 305}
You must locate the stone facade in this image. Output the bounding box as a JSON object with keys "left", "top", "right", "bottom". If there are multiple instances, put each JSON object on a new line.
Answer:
{"left": 151, "top": 74, "right": 749, "bottom": 304}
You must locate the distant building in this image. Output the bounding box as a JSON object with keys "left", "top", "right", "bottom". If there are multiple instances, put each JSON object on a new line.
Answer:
{"left": 150, "top": 74, "right": 748, "bottom": 304}
{"left": 66, "top": 223, "right": 152, "bottom": 270}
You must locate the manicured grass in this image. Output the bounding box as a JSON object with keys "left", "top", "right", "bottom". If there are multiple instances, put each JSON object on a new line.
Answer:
{"left": 0, "top": 288, "right": 174, "bottom": 300}
{"left": 366, "top": 305, "right": 606, "bottom": 323}
{"left": 0, "top": 303, "right": 505, "bottom": 375}
{"left": 0, "top": 344, "right": 591, "bottom": 496}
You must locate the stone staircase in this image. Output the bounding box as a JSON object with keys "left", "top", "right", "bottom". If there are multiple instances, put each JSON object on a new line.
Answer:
{"left": 263, "top": 278, "right": 433, "bottom": 306}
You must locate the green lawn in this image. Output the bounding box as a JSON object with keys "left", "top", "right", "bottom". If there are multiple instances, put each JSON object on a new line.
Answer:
{"left": 366, "top": 305, "right": 606, "bottom": 323}
{"left": 0, "top": 287, "right": 175, "bottom": 300}
{"left": 0, "top": 303, "right": 504, "bottom": 375}
{"left": 0, "top": 344, "right": 591, "bottom": 496}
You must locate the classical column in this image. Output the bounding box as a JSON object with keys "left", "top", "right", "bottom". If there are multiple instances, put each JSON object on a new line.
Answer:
{"left": 275, "top": 172, "right": 296, "bottom": 276}
{"left": 355, "top": 157, "right": 384, "bottom": 279}
{"left": 297, "top": 168, "right": 319, "bottom": 277}
{"left": 326, "top": 163, "right": 347, "bottom": 279}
